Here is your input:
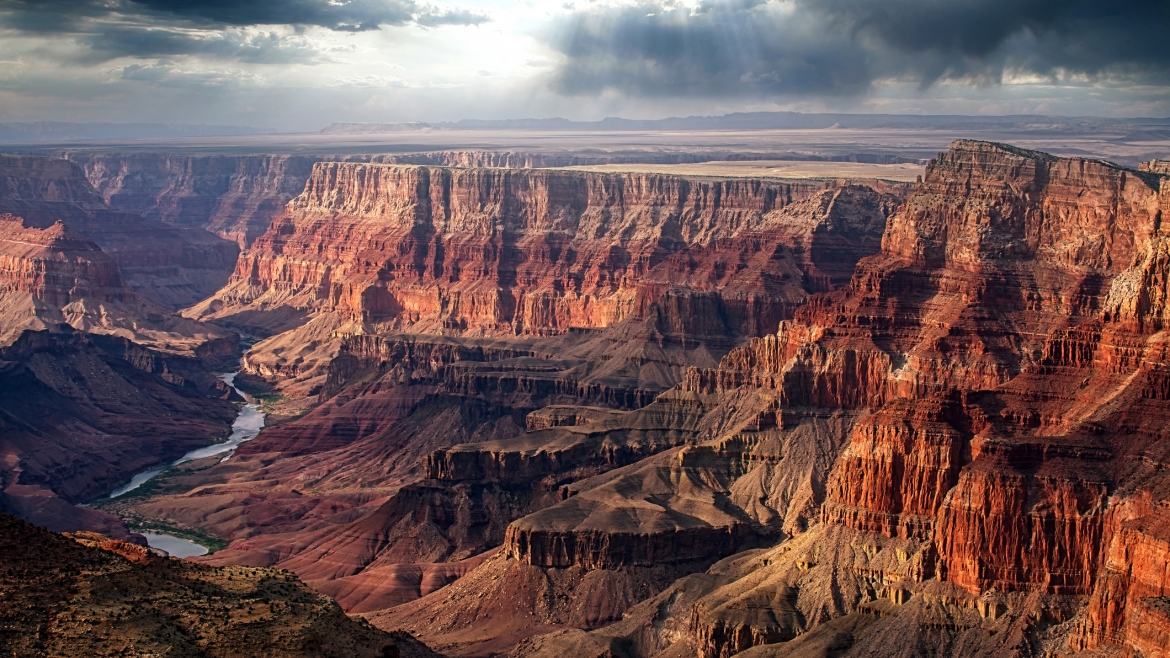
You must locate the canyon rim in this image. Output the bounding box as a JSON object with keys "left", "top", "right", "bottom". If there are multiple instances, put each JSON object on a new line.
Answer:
{"left": 3, "top": 1, "right": 1170, "bottom": 657}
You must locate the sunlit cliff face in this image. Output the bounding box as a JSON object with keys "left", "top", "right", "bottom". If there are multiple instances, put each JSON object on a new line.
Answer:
{"left": 0, "top": 0, "right": 1167, "bottom": 129}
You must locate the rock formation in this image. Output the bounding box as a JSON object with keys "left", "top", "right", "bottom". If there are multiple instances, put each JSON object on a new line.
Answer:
{"left": 0, "top": 213, "right": 234, "bottom": 354}
{"left": 474, "top": 142, "right": 1170, "bottom": 657}
{"left": 72, "top": 153, "right": 322, "bottom": 248}
{"left": 0, "top": 327, "right": 238, "bottom": 538}
{"left": 189, "top": 163, "right": 902, "bottom": 402}
{"left": 74, "top": 141, "right": 1170, "bottom": 658}
{"left": 105, "top": 167, "right": 906, "bottom": 641}
{"left": 0, "top": 154, "right": 239, "bottom": 309}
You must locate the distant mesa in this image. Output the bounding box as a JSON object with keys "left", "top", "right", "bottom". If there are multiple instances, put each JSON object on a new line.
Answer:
{"left": 320, "top": 122, "right": 435, "bottom": 134}
{"left": 1139, "top": 158, "right": 1170, "bottom": 176}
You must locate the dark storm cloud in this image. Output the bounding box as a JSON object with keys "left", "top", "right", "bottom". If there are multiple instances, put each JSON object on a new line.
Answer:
{"left": 814, "top": 0, "right": 1170, "bottom": 85}
{"left": 0, "top": 0, "right": 489, "bottom": 61}
{"left": 547, "top": 0, "right": 1170, "bottom": 98}
{"left": 550, "top": 1, "right": 871, "bottom": 97}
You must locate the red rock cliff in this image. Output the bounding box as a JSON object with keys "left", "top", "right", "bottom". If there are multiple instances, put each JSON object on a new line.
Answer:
{"left": 0, "top": 154, "right": 239, "bottom": 309}
{"left": 196, "top": 163, "right": 903, "bottom": 341}
{"left": 562, "top": 140, "right": 1170, "bottom": 658}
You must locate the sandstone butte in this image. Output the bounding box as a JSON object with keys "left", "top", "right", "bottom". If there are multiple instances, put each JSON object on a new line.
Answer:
{"left": 4, "top": 140, "right": 1170, "bottom": 658}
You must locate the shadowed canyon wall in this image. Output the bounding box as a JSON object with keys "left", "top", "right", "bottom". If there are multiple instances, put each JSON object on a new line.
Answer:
{"left": 0, "top": 154, "right": 239, "bottom": 309}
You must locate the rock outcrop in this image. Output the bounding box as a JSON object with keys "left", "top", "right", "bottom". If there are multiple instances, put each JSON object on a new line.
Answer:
{"left": 108, "top": 167, "right": 902, "bottom": 623}
{"left": 189, "top": 164, "right": 902, "bottom": 398}
{"left": 0, "top": 511, "right": 437, "bottom": 658}
{"left": 0, "top": 154, "right": 239, "bottom": 309}
{"left": 446, "top": 141, "right": 1170, "bottom": 658}
{"left": 73, "top": 153, "right": 321, "bottom": 248}
{"left": 91, "top": 141, "right": 1170, "bottom": 657}
{"left": 0, "top": 214, "right": 234, "bottom": 354}
{"left": 199, "top": 164, "right": 891, "bottom": 336}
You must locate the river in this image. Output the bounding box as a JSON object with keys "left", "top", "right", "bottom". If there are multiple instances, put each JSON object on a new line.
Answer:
{"left": 106, "top": 370, "right": 266, "bottom": 557}
{"left": 140, "top": 532, "right": 209, "bottom": 558}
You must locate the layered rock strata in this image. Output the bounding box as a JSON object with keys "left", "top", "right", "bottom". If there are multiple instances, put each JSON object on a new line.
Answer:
{"left": 104, "top": 163, "right": 908, "bottom": 650}
{"left": 73, "top": 153, "right": 321, "bottom": 248}
{"left": 0, "top": 214, "right": 234, "bottom": 354}
{"left": 106, "top": 141, "right": 1170, "bottom": 657}
{"left": 190, "top": 164, "right": 902, "bottom": 399}
{"left": 199, "top": 164, "right": 893, "bottom": 337}
{"left": 0, "top": 154, "right": 239, "bottom": 308}
{"left": 428, "top": 141, "right": 1170, "bottom": 657}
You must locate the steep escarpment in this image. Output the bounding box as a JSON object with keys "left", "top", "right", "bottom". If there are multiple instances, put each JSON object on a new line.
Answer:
{"left": 0, "top": 154, "right": 239, "bottom": 308}
{"left": 73, "top": 153, "right": 322, "bottom": 248}
{"left": 73, "top": 150, "right": 772, "bottom": 251}
{"left": 0, "top": 214, "right": 233, "bottom": 353}
{"left": 191, "top": 164, "right": 902, "bottom": 396}
{"left": 0, "top": 327, "right": 237, "bottom": 539}
{"left": 0, "top": 511, "right": 436, "bottom": 658}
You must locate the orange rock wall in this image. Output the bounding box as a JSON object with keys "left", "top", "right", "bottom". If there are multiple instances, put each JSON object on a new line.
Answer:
{"left": 214, "top": 164, "right": 902, "bottom": 338}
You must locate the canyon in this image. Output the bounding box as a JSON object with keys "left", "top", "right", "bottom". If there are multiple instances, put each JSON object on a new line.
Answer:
{"left": 3, "top": 139, "right": 1170, "bottom": 658}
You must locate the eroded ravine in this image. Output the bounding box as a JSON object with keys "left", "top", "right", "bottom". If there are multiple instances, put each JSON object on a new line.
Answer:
{"left": 99, "top": 367, "right": 266, "bottom": 556}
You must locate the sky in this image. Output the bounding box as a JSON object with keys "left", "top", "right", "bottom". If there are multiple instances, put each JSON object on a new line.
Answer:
{"left": 0, "top": 0, "right": 1168, "bottom": 131}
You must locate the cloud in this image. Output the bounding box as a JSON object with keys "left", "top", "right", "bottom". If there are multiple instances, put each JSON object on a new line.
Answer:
{"left": 0, "top": 0, "right": 489, "bottom": 62}
{"left": 548, "top": 1, "right": 871, "bottom": 97}
{"left": 77, "top": 26, "right": 322, "bottom": 64}
{"left": 812, "top": 0, "right": 1170, "bottom": 85}
{"left": 0, "top": 0, "right": 416, "bottom": 33}
{"left": 415, "top": 5, "right": 490, "bottom": 28}
{"left": 116, "top": 60, "right": 267, "bottom": 86}
{"left": 544, "top": 0, "right": 1170, "bottom": 99}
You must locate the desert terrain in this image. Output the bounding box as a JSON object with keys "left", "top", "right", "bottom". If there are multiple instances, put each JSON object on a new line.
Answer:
{"left": 2, "top": 118, "right": 1170, "bottom": 657}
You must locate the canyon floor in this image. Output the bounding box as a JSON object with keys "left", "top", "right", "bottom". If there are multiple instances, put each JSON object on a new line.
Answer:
{"left": 3, "top": 126, "right": 1170, "bottom": 658}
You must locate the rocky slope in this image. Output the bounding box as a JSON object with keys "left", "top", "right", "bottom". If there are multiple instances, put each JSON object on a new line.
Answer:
{"left": 0, "top": 328, "right": 238, "bottom": 539}
{"left": 0, "top": 154, "right": 239, "bottom": 309}
{"left": 0, "top": 213, "right": 234, "bottom": 354}
{"left": 94, "top": 141, "right": 1170, "bottom": 657}
{"left": 73, "top": 153, "right": 322, "bottom": 248}
{"left": 104, "top": 169, "right": 907, "bottom": 632}
{"left": 0, "top": 511, "right": 436, "bottom": 658}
